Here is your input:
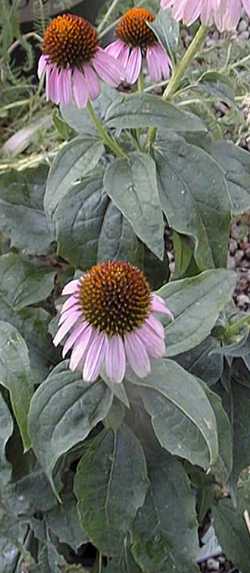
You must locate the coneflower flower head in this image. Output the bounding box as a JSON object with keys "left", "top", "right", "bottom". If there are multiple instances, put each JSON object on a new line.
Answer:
{"left": 53, "top": 261, "right": 173, "bottom": 384}
{"left": 161, "top": 0, "right": 250, "bottom": 32}
{"left": 105, "top": 7, "right": 172, "bottom": 84}
{"left": 38, "top": 14, "right": 125, "bottom": 108}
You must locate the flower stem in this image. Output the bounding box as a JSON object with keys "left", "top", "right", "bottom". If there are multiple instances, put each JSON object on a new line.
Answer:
{"left": 146, "top": 24, "right": 208, "bottom": 150}
{"left": 87, "top": 101, "right": 126, "bottom": 159}
{"left": 97, "top": 0, "right": 120, "bottom": 33}
{"left": 137, "top": 71, "right": 144, "bottom": 93}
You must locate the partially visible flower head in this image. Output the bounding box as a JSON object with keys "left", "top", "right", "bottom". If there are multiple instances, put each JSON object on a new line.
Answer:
{"left": 38, "top": 14, "right": 125, "bottom": 108}
{"left": 53, "top": 261, "right": 173, "bottom": 384}
{"left": 105, "top": 7, "right": 172, "bottom": 84}
{"left": 161, "top": 0, "right": 250, "bottom": 32}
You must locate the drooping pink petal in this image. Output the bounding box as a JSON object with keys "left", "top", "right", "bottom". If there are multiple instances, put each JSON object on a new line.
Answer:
{"left": 146, "top": 314, "right": 165, "bottom": 339}
{"left": 69, "top": 324, "right": 94, "bottom": 371}
{"left": 146, "top": 43, "right": 171, "bottom": 83}
{"left": 151, "top": 293, "right": 174, "bottom": 319}
{"left": 62, "top": 279, "right": 80, "bottom": 296}
{"left": 46, "top": 65, "right": 60, "bottom": 103}
{"left": 53, "top": 313, "right": 81, "bottom": 346}
{"left": 162, "top": 0, "right": 244, "bottom": 31}
{"left": 92, "top": 47, "right": 125, "bottom": 87}
{"left": 105, "top": 40, "right": 130, "bottom": 69}
{"left": 83, "top": 331, "right": 107, "bottom": 382}
{"left": 105, "top": 335, "right": 126, "bottom": 384}
{"left": 58, "top": 68, "right": 72, "bottom": 105}
{"left": 137, "top": 323, "right": 166, "bottom": 359}
{"left": 38, "top": 55, "right": 47, "bottom": 78}
{"left": 72, "top": 68, "right": 89, "bottom": 108}
{"left": 59, "top": 308, "right": 81, "bottom": 326}
{"left": 61, "top": 295, "right": 79, "bottom": 314}
{"left": 62, "top": 321, "right": 89, "bottom": 358}
{"left": 126, "top": 47, "right": 142, "bottom": 84}
{"left": 83, "top": 64, "right": 101, "bottom": 100}
{"left": 124, "top": 331, "right": 151, "bottom": 378}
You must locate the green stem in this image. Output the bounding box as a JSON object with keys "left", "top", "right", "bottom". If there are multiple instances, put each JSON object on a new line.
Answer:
{"left": 137, "top": 71, "right": 144, "bottom": 93}
{"left": 97, "top": 0, "right": 120, "bottom": 33}
{"left": 225, "top": 315, "right": 250, "bottom": 339}
{"left": 146, "top": 24, "right": 209, "bottom": 150}
{"left": 87, "top": 101, "right": 126, "bottom": 159}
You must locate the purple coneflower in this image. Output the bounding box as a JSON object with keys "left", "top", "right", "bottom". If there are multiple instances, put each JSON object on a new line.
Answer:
{"left": 37, "top": 13, "right": 124, "bottom": 108}
{"left": 105, "top": 7, "right": 172, "bottom": 85}
{"left": 161, "top": 0, "right": 250, "bottom": 32}
{"left": 53, "top": 261, "right": 173, "bottom": 384}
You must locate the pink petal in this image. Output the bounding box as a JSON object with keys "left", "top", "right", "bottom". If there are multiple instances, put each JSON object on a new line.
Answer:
{"left": 137, "top": 323, "right": 166, "bottom": 359}
{"left": 58, "top": 68, "right": 72, "bottom": 105}
{"left": 53, "top": 313, "right": 81, "bottom": 347}
{"left": 83, "top": 331, "right": 107, "bottom": 382}
{"left": 92, "top": 47, "right": 125, "bottom": 87}
{"left": 59, "top": 308, "right": 81, "bottom": 326}
{"left": 46, "top": 65, "right": 60, "bottom": 103}
{"left": 61, "top": 295, "right": 79, "bottom": 313}
{"left": 105, "top": 40, "right": 130, "bottom": 69}
{"left": 38, "top": 55, "right": 47, "bottom": 78}
{"left": 124, "top": 331, "right": 151, "bottom": 378}
{"left": 72, "top": 68, "right": 89, "bottom": 108}
{"left": 69, "top": 324, "right": 94, "bottom": 371}
{"left": 126, "top": 47, "right": 142, "bottom": 84}
{"left": 83, "top": 64, "right": 100, "bottom": 100}
{"left": 62, "top": 279, "right": 80, "bottom": 296}
{"left": 105, "top": 335, "right": 126, "bottom": 384}
{"left": 146, "top": 44, "right": 171, "bottom": 83}
{"left": 151, "top": 293, "right": 174, "bottom": 319}
{"left": 62, "top": 321, "right": 89, "bottom": 358}
{"left": 146, "top": 314, "right": 165, "bottom": 338}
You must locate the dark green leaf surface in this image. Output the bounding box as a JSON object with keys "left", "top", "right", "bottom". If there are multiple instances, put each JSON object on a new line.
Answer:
{"left": 214, "top": 493, "right": 250, "bottom": 573}
{"left": 28, "top": 362, "right": 113, "bottom": 490}
{"left": 0, "top": 253, "right": 55, "bottom": 311}
{"left": 156, "top": 135, "right": 231, "bottom": 269}
{"left": 0, "top": 393, "right": 13, "bottom": 489}
{"left": 0, "top": 166, "right": 51, "bottom": 254}
{"left": 159, "top": 269, "right": 236, "bottom": 356}
{"left": 104, "top": 152, "right": 164, "bottom": 259}
{"left": 105, "top": 94, "right": 206, "bottom": 132}
{"left": 46, "top": 495, "right": 88, "bottom": 551}
{"left": 176, "top": 336, "right": 224, "bottom": 386}
{"left": 129, "top": 359, "right": 218, "bottom": 469}
{"left": 74, "top": 425, "right": 148, "bottom": 556}
{"left": 45, "top": 136, "right": 104, "bottom": 223}
{"left": 97, "top": 202, "right": 143, "bottom": 265}
{"left": 132, "top": 452, "right": 199, "bottom": 573}
{"left": 0, "top": 321, "right": 33, "bottom": 450}
{"left": 148, "top": 8, "right": 179, "bottom": 60}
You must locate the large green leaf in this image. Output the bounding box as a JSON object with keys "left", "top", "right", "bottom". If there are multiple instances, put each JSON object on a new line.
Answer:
{"left": 46, "top": 494, "right": 88, "bottom": 551}
{"left": 156, "top": 134, "right": 231, "bottom": 269}
{"left": 0, "top": 166, "right": 51, "bottom": 255}
{"left": 28, "top": 362, "right": 113, "bottom": 491}
{"left": 105, "top": 94, "right": 206, "bottom": 132}
{"left": 148, "top": 8, "right": 179, "bottom": 61}
{"left": 97, "top": 202, "right": 143, "bottom": 265}
{"left": 205, "top": 140, "right": 250, "bottom": 215}
{"left": 176, "top": 336, "right": 224, "bottom": 387}
{"left": 0, "top": 322, "right": 33, "bottom": 450}
{"left": 104, "top": 152, "right": 164, "bottom": 259}
{"left": 132, "top": 452, "right": 199, "bottom": 573}
{"left": 74, "top": 425, "right": 148, "bottom": 556}
{"left": 45, "top": 136, "right": 104, "bottom": 223}
{"left": 159, "top": 269, "right": 236, "bottom": 356}
{"left": 0, "top": 393, "right": 13, "bottom": 489}
{"left": 128, "top": 359, "right": 218, "bottom": 469}
{"left": 0, "top": 253, "right": 55, "bottom": 311}
{"left": 61, "top": 85, "right": 119, "bottom": 136}
{"left": 229, "top": 376, "right": 250, "bottom": 484}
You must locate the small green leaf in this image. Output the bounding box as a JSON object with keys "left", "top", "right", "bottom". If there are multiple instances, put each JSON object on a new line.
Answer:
{"left": 74, "top": 425, "right": 148, "bottom": 556}
{"left": 176, "top": 336, "right": 224, "bottom": 387}
{"left": 0, "top": 322, "right": 33, "bottom": 450}
{"left": 28, "top": 362, "right": 113, "bottom": 491}
{"left": 97, "top": 202, "right": 143, "bottom": 265}
{"left": 202, "top": 383, "right": 232, "bottom": 482}
{"left": 132, "top": 452, "right": 199, "bottom": 573}
{"left": 148, "top": 8, "right": 179, "bottom": 61}
{"left": 104, "top": 152, "right": 164, "bottom": 259}
{"left": 45, "top": 136, "right": 104, "bottom": 223}
{"left": 156, "top": 134, "right": 231, "bottom": 269}
{"left": 0, "top": 166, "right": 51, "bottom": 255}
{"left": 46, "top": 495, "right": 88, "bottom": 551}
{"left": 128, "top": 359, "right": 218, "bottom": 469}
{"left": 159, "top": 269, "right": 236, "bottom": 356}
{"left": 0, "top": 253, "right": 55, "bottom": 311}
{"left": 0, "top": 392, "right": 13, "bottom": 489}
{"left": 105, "top": 94, "right": 206, "bottom": 132}
{"left": 214, "top": 491, "right": 250, "bottom": 573}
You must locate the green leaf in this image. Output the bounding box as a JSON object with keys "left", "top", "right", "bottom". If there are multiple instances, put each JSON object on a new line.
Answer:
{"left": 206, "top": 140, "right": 250, "bottom": 215}
{"left": 97, "top": 202, "right": 143, "bottom": 265}
{"left": 198, "top": 71, "right": 235, "bottom": 104}
{"left": 0, "top": 253, "right": 55, "bottom": 311}
{"left": 132, "top": 452, "right": 199, "bottom": 573}
{"left": 214, "top": 493, "right": 250, "bottom": 573}
{"left": 61, "top": 85, "right": 119, "bottom": 136}
{"left": 143, "top": 246, "right": 170, "bottom": 290}
{"left": 104, "top": 152, "right": 164, "bottom": 259}
{"left": 28, "top": 362, "right": 113, "bottom": 492}
{"left": 45, "top": 136, "right": 104, "bottom": 223}
{"left": 105, "top": 94, "right": 206, "bottom": 132}
{"left": 148, "top": 8, "right": 179, "bottom": 61}
{"left": 159, "top": 269, "right": 236, "bottom": 356}
{"left": 202, "top": 384, "right": 232, "bottom": 482}
{"left": 230, "top": 378, "right": 250, "bottom": 484}
{"left": 74, "top": 425, "right": 148, "bottom": 556}
{"left": 172, "top": 232, "right": 193, "bottom": 279}
{"left": 106, "top": 547, "right": 143, "bottom": 573}
{"left": 0, "top": 166, "right": 51, "bottom": 255}
{"left": 156, "top": 134, "right": 231, "bottom": 269}
{"left": 0, "top": 393, "right": 13, "bottom": 489}
{"left": 176, "top": 336, "right": 224, "bottom": 387}
{"left": 128, "top": 359, "right": 218, "bottom": 469}
{"left": 0, "top": 322, "right": 33, "bottom": 450}
{"left": 46, "top": 494, "right": 88, "bottom": 551}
